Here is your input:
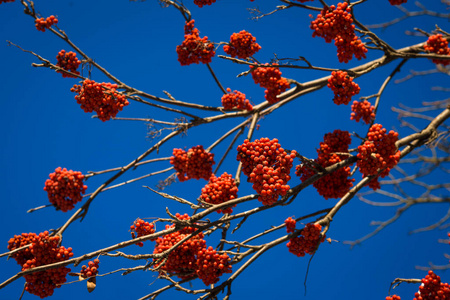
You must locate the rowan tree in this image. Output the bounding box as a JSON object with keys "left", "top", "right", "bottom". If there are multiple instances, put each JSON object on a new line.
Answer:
{"left": 1, "top": 1, "right": 450, "bottom": 299}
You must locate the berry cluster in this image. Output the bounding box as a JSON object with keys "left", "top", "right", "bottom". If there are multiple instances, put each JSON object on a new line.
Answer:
{"left": 8, "top": 231, "right": 73, "bottom": 298}
{"left": 35, "top": 15, "right": 58, "bottom": 32}
{"left": 0, "top": 0, "right": 15, "bottom": 4}
{"left": 351, "top": 100, "right": 375, "bottom": 124}
{"left": 424, "top": 34, "right": 450, "bottom": 66}
{"left": 176, "top": 20, "right": 215, "bottom": 66}
{"left": 170, "top": 145, "right": 215, "bottom": 182}
{"left": 44, "top": 167, "right": 87, "bottom": 212}
{"left": 56, "top": 50, "right": 81, "bottom": 78}
{"left": 130, "top": 218, "right": 156, "bottom": 247}
{"left": 327, "top": 71, "right": 360, "bottom": 105}
{"left": 284, "top": 217, "right": 296, "bottom": 233}
{"left": 223, "top": 30, "right": 261, "bottom": 59}
{"left": 200, "top": 172, "right": 238, "bottom": 214}
{"left": 7, "top": 232, "right": 38, "bottom": 266}
{"left": 296, "top": 130, "right": 354, "bottom": 199}
{"left": 153, "top": 213, "right": 206, "bottom": 279}
{"left": 194, "top": 0, "right": 216, "bottom": 7}
{"left": 386, "top": 296, "right": 401, "bottom": 300}
{"left": 221, "top": 88, "right": 253, "bottom": 111}
{"left": 80, "top": 259, "right": 100, "bottom": 278}
{"left": 196, "top": 246, "right": 232, "bottom": 285}
{"left": 250, "top": 64, "right": 290, "bottom": 104}
{"left": 414, "top": 270, "right": 450, "bottom": 300}
{"left": 389, "top": 0, "right": 407, "bottom": 5}
{"left": 71, "top": 79, "right": 129, "bottom": 121}
{"left": 236, "top": 138, "right": 297, "bottom": 205}
{"left": 310, "top": 2, "right": 367, "bottom": 63}
{"left": 357, "top": 124, "right": 401, "bottom": 189}
{"left": 286, "top": 223, "right": 324, "bottom": 257}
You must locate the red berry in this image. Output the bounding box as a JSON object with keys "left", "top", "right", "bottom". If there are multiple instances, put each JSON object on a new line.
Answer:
{"left": 71, "top": 79, "right": 129, "bottom": 121}
{"left": 327, "top": 71, "right": 360, "bottom": 105}
{"left": 35, "top": 15, "right": 58, "bottom": 32}
{"left": 424, "top": 34, "right": 450, "bottom": 66}
{"left": 44, "top": 167, "right": 87, "bottom": 212}
{"left": 223, "top": 30, "right": 261, "bottom": 59}
{"left": 170, "top": 145, "right": 215, "bottom": 182}
{"left": 176, "top": 20, "right": 215, "bottom": 66}
{"left": 56, "top": 50, "right": 81, "bottom": 78}
{"left": 200, "top": 173, "right": 238, "bottom": 214}
{"left": 221, "top": 88, "right": 253, "bottom": 111}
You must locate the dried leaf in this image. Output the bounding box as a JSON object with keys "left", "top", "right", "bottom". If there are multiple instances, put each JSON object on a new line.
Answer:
{"left": 87, "top": 277, "right": 96, "bottom": 293}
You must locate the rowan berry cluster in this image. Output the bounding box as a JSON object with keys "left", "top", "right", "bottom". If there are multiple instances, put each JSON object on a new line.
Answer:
{"left": 296, "top": 130, "right": 354, "bottom": 199}
{"left": 310, "top": 2, "right": 367, "bottom": 63}
{"left": 200, "top": 172, "right": 238, "bottom": 214}
{"left": 176, "top": 20, "right": 215, "bottom": 66}
{"left": 327, "top": 71, "right": 360, "bottom": 105}
{"left": 221, "top": 88, "right": 253, "bottom": 111}
{"left": 386, "top": 296, "right": 401, "bottom": 300}
{"left": 8, "top": 231, "right": 73, "bottom": 298}
{"left": 56, "top": 50, "right": 81, "bottom": 78}
{"left": 423, "top": 34, "right": 450, "bottom": 66}
{"left": 80, "top": 259, "right": 100, "bottom": 278}
{"left": 284, "top": 217, "right": 296, "bottom": 233}
{"left": 196, "top": 246, "right": 232, "bottom": 285}
{"left": 357, "top": 124, "right": 401, "bottom": 189}
{"left": 351, "top": 100, "right": 375, "bottom": 124}
{"left": 389, "top": 0, "right": 407, "bottom": 5}
{"left": 130, "top": 218, "right": 156, "bottom": 247}
{"left": 44, "top": 167, "right": 87, "bottom": 212}
{"left": 236, "top": 138, "right": 296, "bottom": 205}
{"left": 223, "top": 30, "right": 261, "bottom": 59}
{"left": 194, "top": 0, "right": 216, "bottom": 7}
{"left": 170, "top": 145, "right": 215, "bottom": 182}
{"left": 250, "top": 64, "right": 290, "bottom": 104}
{"left": 414, "top": 270, "right": 450, "bottom": 300}
{"left": 35, "top": 15, "right": 58, "bottom": 32}
{"left": 7, "top": 232, "right": 38, "bottom": 266}
{"left": 286, "top": 223, "right": 324, "bottom": 257}
{"left": 0, "top": 0, "right": 15, "bottom": 4}
{"left": 71, "top": 79, "right": 129, "bottom": 121}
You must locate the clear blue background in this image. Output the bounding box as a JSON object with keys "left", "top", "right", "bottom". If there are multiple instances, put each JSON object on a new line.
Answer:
{"left": 1, "top": 0, "right": 449, "bottom": 299}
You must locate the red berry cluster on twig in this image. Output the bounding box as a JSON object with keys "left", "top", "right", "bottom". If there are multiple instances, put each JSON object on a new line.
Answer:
{"left": 310, "top": 2, "right": 367, "bottom": 63}
{"left": 80, "top": 259, "right": 100, "bottom": 278}
{"left": 56, "top": 50, "right": 81, "bottom": 78}
{"left": 176, "top": 20, "right": 215, "bottom": 66}
{"left": 357, "top": 124, "right": 401, "bottom": 189}
{"left": 221, "top": 88, "right": 253, "bottom": 111}
{"left": 194, "top": 0, "right": 216, "bottom": 7}
{"left": 8, "top": 231, "right": 73, "bottom": 298}
{"left": 130, "top": 218, "right": 156, "bottom": 247}
{"left": 196, "top": 246, "right": 232, "bottom": 285}
{"left": 7, "top": 233, "right": 38, "bottom": 266}
{"left": 71, "top": 79, "right": 129, "bottom": 121}
{"left": 153, "top": 213, "right": 206, "bottom": 279}
{"left": 170, "top": 145, "right": 215, "bottom": 182}
{"left": 250, "top": 64, "right": 290, "bottom": 104}
{"left": 296, "top": 130, "right": 354, "bottom": 199}
{"left": 389, "top": 0, "right": 407, "bottom": 5}
{"left": 351, "top": 100, "right": 375, "bottom": 124}
{"left": 237, "top": 138, "right": 297, "bottom": 205}
{"left": 223, "top": 30, "right": 261, "bottom": 59}
{"left": 386, "top": 295, "right": 401, "bottom": 300}
{"left": 284, "top": 217, "right": 296, "bottom": 233}
{"left": 286, "top": 223, "right": 325, "bottom": 257}
{"left": 35, "top": 15, "right": 58, "bottom": 32}
{"left": 424, "top": 34, "right": 450, "bottom": 66}
{"left": 414, "top": 270, "right": 450, "bottom": 300}
{"left": 327, "top": 71, "right": 360, "bottom": 105}
{"left": 44, "top": 167, "right": 87, "bottom": 212}
{"left": 200, "top": 173, "right": 238, "bottom": 214}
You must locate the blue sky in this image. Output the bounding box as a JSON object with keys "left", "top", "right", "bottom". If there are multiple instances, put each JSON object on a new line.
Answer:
{"left": 1, "top": 0, "right": 449, "bottom": 299}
